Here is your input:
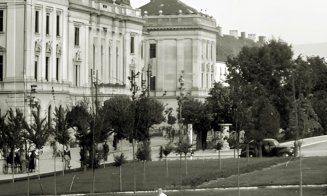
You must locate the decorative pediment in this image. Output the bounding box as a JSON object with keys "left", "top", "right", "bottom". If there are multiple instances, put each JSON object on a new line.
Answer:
{"left": 56, "top": 43, "right": 62, "bottom": 55}
{"left": 35, "top": 40, "right": 42, "bottom": 53}
{"left": 73, "top": 50, "right": 82, "bottom": 62}
{"left": 46, "top": 41, "right": 52, "bottom": 53}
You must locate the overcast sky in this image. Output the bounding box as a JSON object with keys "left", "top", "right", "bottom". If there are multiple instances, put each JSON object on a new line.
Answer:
{"left": 131, "top": 0, "right": 327, "bottom": 45}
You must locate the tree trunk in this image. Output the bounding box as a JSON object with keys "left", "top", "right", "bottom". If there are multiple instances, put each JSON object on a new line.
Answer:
{"left": 165, "top": 157, "right": 169, "bottom": 178}
{"left": 246, "top": 143, "right": 249, "bottom": 163}
{"left": 259, "top": 141, "right": 262, "bottom": 158}
{"left": 62, "top": 145, "right": 65, "bottom": 176}
{"left": 185, "top": 154, "right": 188, "bottom": 176}
{"left": 12, "top": 148, "right": 15, "bottom": 183}
{"left": 38, "top": 149, "right": 40, "bottom": 180}
{"left": 219, "top": 150, "right": 221, "bottom": 171}
{"left": 143, "top": 161, "right": 146, "bottom": 185}
{"left": 119, "top": 166, "right": 122, "bottom": 191}
{"left": 196, "top": 131, "right": 202, "bottom": 150}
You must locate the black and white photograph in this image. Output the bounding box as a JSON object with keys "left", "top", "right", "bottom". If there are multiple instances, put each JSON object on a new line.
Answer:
{"left": 0, "top": 0, "right": 326, "bottom": 195}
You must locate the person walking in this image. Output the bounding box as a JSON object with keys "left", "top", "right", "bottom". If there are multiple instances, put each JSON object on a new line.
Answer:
{"left": 29, "top": 150, "right": 36, "bottom": 172}
{"left": 63, "top": 145, "right": 71, "bottom": 170}
{"left": 103, "top": 141, "right": 109, "bottom": 162}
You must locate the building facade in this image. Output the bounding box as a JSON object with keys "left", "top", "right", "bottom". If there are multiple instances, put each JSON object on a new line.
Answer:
{"left": 0, "top": 0, "right": 217, "bottom": 116}
{"left": 140, "top": 0, "right": 217, "bottom": 108}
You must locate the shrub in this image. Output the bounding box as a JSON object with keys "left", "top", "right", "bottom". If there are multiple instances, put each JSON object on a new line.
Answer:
{"left": 113, "top": 153, "right": 127, "bottom": 167}
{"left": 136, "top": 141, "right": 152, "bottom": 161}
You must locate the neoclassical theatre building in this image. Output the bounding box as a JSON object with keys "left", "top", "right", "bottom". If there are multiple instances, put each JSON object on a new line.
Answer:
{"left": 0, "top": 0, "right": 217, "bottom": 116}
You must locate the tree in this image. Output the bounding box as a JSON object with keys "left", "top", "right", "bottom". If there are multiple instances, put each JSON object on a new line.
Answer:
{"left": 6, "top": 108, "right": 25, "bottom": 183}
{"left": 162, "top": 142, "right": 174, "bottom": 178}
{"left": 0, "top": 111, "right": 8, "bottom": 153}
{"left": 206, "top": 82, "right": 233, "bottom": 131}
{"left": 53, "top": 105, "right": 70, "bottom": 148}
{"left": 175, "top": 136, "right": 192, "bottom": 176}
{"left": 226, "top": 40, "right": 294, "bottom": 131}
{"left": 66, "top": 103, "right": 92, "bottom": 168}
{"left": 288, "top": 95, "right": 322, "bottom": 139}
{"left": 23, "top": 104, "right": 51, "bottom": 179}
{"left": 103, "top": 95, "right": 134, "bottom": 142}
{"left": 311, "top": 91, "right": 327, "bottom": 135}
{"left": 133, "top": 97, "right": 165, "bottom": 142}
{"left": 249, "top": 97, "right": 280, "bottom": 141}
{"left": 135, "top": 140, "right": 152, "bottom": 184}
{"left": 181, "top": 98, "right": 212, "bottom": 150}
{"left": 113, "top": 153, "right": 127, "bottom": 192}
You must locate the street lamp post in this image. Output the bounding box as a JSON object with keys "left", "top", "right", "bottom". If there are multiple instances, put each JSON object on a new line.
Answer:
{"left": 51, "top": 87, "right": 57, "bottom": 196}
{"left": 26, "top": 84, "right": 37, "bottom": 196}
{"left": 177, "top": 71, "right": 185, "bottom": 194}
{"left": 128, "top": 71, "right": 140, "bottom": 195}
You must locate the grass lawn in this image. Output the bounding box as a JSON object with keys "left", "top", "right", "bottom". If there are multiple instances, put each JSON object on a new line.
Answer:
{"left": 0, "top": 157, "right": 319, "bottom": 196}
{"left": 201, "top": 156, "right": 327, "bottom": 188}
{"left": 105, "top": 188, "right": 327, "bottom": 196}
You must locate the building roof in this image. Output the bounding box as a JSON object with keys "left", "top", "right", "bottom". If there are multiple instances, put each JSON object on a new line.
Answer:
{"left": 216, "top": 35, "right": 258, "bottom": 62}
{"left": 139, "top": 0, "right": 200, "bottom": 16}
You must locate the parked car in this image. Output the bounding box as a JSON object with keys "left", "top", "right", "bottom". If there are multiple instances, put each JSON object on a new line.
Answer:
{"left": 240, "top": 138, "right": 294, "bottom": 157}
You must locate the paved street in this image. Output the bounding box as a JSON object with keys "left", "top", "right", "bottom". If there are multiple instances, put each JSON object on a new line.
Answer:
{"left": 0, "top": 135, "right": 326, "bottom": 181}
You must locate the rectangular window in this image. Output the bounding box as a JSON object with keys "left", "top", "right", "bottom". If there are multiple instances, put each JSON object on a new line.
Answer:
{"left": 35, "top": 11, "right": 39, "bottom": 33}
{"left": 116, "top": 46, "right": 119, "bottom": 79}
{"left": 74, "top": 27, "right": 79, "bottom": 46}
{"left": 0, "top": 55, "right": 3, "bottom": 81}
{"left": 130, "top": 37, "right": 135, "bottom": 54}
{"left": 108, "top": 46, "right": 111, "bottom": 82}
{"left": 0, "top": 10, "right": 3, "bottom": 32}
{"left": 45, "top": 57, "right": 49, "bottom": 81}
{"left": 34, "top": 61, "right": 38, "bottom": 80}
{"left": 141, "top": 42, "right": 143, "bottom": 59}
{"left": 211, "top": 44, "right": 213, "bottom": 61}
{"left": 75, "top": 65, "right": 79, "bottom": 86}
{"left": 201, "top": 73, "right": 204, "bottom": 88}
{"left": 150, "top": 76, "right": 156, "bottom": 91}
{"left": 56, "top": 58, "right": 59, "bottom": 81}
{"left": 150, "top": 43, "right": 156, "bottom": 58}
{"left": 101, "top": 46, "right": 103, "bottom": 80}
{"left": 46, "top": 14, "right": 50, "bottom": 35}
{"left": 56, "top": 14, "right": 60, "bottom": 36}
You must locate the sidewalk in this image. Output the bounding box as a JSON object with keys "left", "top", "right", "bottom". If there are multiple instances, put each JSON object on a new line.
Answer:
{"left": 0, "top": 135, "right": 325, "bottom": 181}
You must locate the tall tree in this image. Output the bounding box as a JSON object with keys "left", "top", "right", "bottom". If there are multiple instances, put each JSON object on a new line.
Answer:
{"left": 103, "top": 95, "right": 134, "bottom": 141}
{"left": 206, "top": 82, "right": 233, "bottom": 131}
{"left": 6, "top": 108, "right": 25, "bottom": 182}
{"left": 53, "top": 105, "right": 70, "bottom": 148}
{"left": 311, "top": 91, "right": 327, "bottom": 135}
{"left": 0, "top": 111, "right": 8, "bottom": 153}
{"left": 226, "top": 39, "right": 295, "bottom": 136}
{"left": 181, "top": 98, "right": 212, "bottom": 150}
{"left": 24, "top": 104, "right": 51, "bottom": 179}
{"left": 67, "top": 104, "right": 92, "bottom": 167}
{"left": 134, "top": 97, "right": 165, "bottom": 142}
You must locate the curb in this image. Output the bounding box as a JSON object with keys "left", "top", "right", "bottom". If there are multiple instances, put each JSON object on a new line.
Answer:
{"left": 54, "top": 184, "right": 327, "bottom": 195}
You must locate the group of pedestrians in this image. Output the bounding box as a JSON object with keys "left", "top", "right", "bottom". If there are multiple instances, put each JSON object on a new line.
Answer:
{"left": 3, "top": 148, "right": 38, "bottom": 174}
